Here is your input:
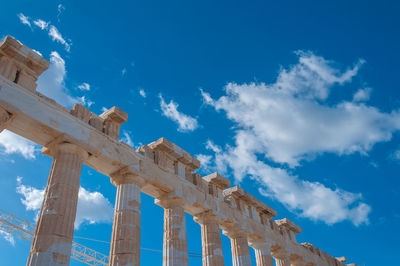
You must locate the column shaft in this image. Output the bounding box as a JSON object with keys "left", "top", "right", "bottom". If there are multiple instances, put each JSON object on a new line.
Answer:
{"left": 275, "top": 257, "right": 290, "bottom": 266}
{"left": 109, "top": 183, "right": 141, "bottom": 266}
{"left": 254, "top": 246, "right": 274, "bottom": 266}
{"left": 27, "top": 143, "right": 87, "bottom": 266}
{"left": 199, "top": 217, "right": 224, "bottom": 266}
{"left": 163, "top": 201, "right": 189, "bottom": 266}
{"left": 230, "top": 233, "right": 251, "bottom": 266}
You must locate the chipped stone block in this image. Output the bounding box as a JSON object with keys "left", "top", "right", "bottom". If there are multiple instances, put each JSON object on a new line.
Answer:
{"left": 70, "top": 104, "right": 91, "bottom": 123}
{"left": 0, "top": 36, "right": 49, "bottom": 91}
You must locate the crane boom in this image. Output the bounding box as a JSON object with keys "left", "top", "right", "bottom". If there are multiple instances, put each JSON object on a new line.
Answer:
{"left": 0, "top": 209, "right": 108, "bottom": 266}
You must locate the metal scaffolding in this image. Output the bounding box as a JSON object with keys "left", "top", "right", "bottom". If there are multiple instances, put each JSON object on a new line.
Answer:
{"left": 0, "top": 209, "right": 108, "bottom": 266}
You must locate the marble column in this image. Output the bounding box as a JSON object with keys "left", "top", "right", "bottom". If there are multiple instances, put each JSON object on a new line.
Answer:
{"left": 250, "top": 241, "right": 274, "bottom": 266}
{"left": 273, "top": 250, "right": 291, "bottom": 266}
{"left": 109, "top": 173, "right": 142, "bottom": 266}
{"left": 194, "top": 213, "right": 224, "bottom": 266}
{"left": 225, "top": 230, "right": 251, "bottom": 266}
{"left": 27, "top": 143, "right": 88, "bottom": 266}
{"left": 157, "top": 198, "right": 189, "bottom": 266}
{"left": 0, "top": 106, "right": 10, "bottom": 133}
{"left": 275, "top": 257, "right": 291, "bottom": 266}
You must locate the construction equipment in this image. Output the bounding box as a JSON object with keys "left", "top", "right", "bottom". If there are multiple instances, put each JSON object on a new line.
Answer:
{"left": 0, "top": 209, "right": 202, "bottom": 265}
{"left": 0, "top": 209, "right": 108, "bottom": 266}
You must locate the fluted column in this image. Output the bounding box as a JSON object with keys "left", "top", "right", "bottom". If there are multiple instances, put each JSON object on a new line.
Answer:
{"left": 272, "top": 249, "right": 291, "bottom": 266}
{"left": 224, "top": 230, "right": 251, "bottom": 266}
{"left": 194, "top": 213, "right": 224, "bottom": 266}
{"left": 109, "top": 171, "right": 143, "bottom": 266}
{"left": 250, "top": 240, "right": 274, "bottom": 266}
{"left": 27, "top": 143, "right": 88, "bottom": 266}
{"left": 0, "top": 107, "right": 10, "bottom": 133}
{"left": 156, "top": 197, "right": 189, "bottom": 266}
{"left": 276, "top": 257, "right": 290, "bottom": 266}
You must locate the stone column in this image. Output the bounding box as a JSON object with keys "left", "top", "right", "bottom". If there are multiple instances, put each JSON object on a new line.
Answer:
{"left": 27, "top": 143, "right": 88, "bottom": 266}
{"left": 225, "top": 230, "right": 251, "bottom": 266}
{"left": 109, "top": 172, "right": 142, "bottom": 266}
{"left": 0, "top": 106, "right": 10, "bottom": 133}
{"left": 275, "top": 257, "right": 290, "bottom": 266}
{"left": 250, "top": 240, "right": 274, "bottom": 266}
{"left": 194, "top": 213, "right": 224, "bottom": 266}
{"left": 272, "top": 249, "right": 291, "bottom": 266}
{"left": 156, "top": 198, "right": 189, "bottom": 266}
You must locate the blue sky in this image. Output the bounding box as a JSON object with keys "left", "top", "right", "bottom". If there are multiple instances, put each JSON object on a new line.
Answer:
{"left": 1, "top": 0, "right": 400, "bottom": 265}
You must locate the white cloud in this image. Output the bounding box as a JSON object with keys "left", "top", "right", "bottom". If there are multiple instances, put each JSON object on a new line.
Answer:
{"left": 33, "top": 19, "right": 49, "bottom": 30}
{"left": 121, "top": 131, "right": 134, "bottom": 147}
{"left": 199, "top": 51, "right": 391, "bottom": 225}
{"left": 16, "top": 177, "right": 114, "bottom": 229}
{"left": 17, "top": 13, "right": 31, "bottom": 28}
{"left": 0, "top": 130, "right": 38, "bottom": 159}
{"left": 77, "top": 82, "right": 91, "bottom": 91}
{"left": 159, "top": 95, "right": 198, "bottom": 132}
{"left": 48, "top": 25, "right": 70, "bottom": 52}
{"left": 57, "top": 4, "right": 65, "bottom": 22}
{"left": 74, "top": 187, "right": 114, "bottom": 229}
{"left": 139, "top": 89, "right": 146, "bottom": 98}
{"left": 37, "top": 51, "right": 93, "bottom": 108}
{"left": 353, "top": 87, "right": 372, "bottom": 102}
{"left": 19, "top": 12, "right": 71, "bottom": 52}
{"left": 0, "top": 231, "right": 15, "bottom": 246}
{"left": 196, "top": 154, "right": 212, "bottom": 171}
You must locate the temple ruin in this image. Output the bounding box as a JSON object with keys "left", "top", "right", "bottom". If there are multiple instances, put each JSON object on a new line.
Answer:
{"left": 0, "top": 35, "right": 358, "bottom": 266}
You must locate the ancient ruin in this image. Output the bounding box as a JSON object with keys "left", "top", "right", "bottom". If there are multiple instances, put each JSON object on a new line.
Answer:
{"left": 0, "top": 35, "right": 358, "bottom": 266}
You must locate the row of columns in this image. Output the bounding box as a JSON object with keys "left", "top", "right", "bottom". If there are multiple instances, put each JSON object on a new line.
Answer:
{"left": 0, "top": 113, "right": 293, "bottom": 266}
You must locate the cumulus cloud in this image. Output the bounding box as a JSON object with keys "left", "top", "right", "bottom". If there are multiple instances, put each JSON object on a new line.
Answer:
{"left": 198, "top": 51, "right": 391, "bottom": 225}
{"left": 37, "top": 52, "right": 93, "bottom": 108}
{"left": 16, "top": 177, "right": 114, "bottom": 229}
{"left": 159, "top": 95, "right": 198, "bottom": 132}
{"left": 17, "top": 13, "right": 31, "bottom": 28}
{"left": 0, "top": 130, "right": 38, "bottom": 159}
{"left": 48, "top": 25, "right": 70, "bottom": 52}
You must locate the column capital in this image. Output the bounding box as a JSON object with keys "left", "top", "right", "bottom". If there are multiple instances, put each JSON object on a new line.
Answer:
{"left": 155, "top": 195, "right": 185, "bottom": 209}
{"left": 248, "top": 237, "right": 273, "bottom": 250}
{"left": 193, "top": 211, "right": 220, "bottom": 224}
{"left": 42, "top": 142, "right": 88, "bottom": 160}
{"left": 110, "top": 166, "right": 146, "bottom": 187}
{"left": 271, "top": 246, "right": 289, "bottom": 260}
{"left": 222, "top": 227, "right": 248, "bottom": 239}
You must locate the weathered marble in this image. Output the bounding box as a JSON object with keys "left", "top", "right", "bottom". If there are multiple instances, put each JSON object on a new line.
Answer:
{"left": 27, "top": 143, "right": 88, "bottom": 266}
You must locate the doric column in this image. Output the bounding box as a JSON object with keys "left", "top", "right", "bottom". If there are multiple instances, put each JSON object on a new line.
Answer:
{"left": 224, "top": 230, "right": 251, "bottom": 266}
{"left": 109, "top": 170, "right": 143, "bottom": 266}
{"left": 276, "top": 257, "right": 290, "bottom": 266}
{"left": 272, "top": 249, "right": 291, "bottom": 266}
{"left": 194, "top": 212, "right": 224, "bottom": 266}
{"left": 0, "top": 106, "right": 11, "bottom": 133}
{"left": 27, "top": 143, "right": 88, "bottom": 266}
{"left": 156, "top": 197, "right": 189, "bottom": 266}
{"left": 249, "top": 240, "right": 274, "bottom": 266}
